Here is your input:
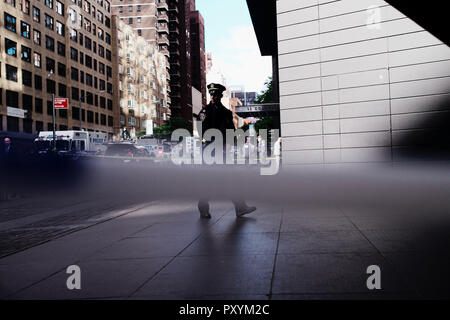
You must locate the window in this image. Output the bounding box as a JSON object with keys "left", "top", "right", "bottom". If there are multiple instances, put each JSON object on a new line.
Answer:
{"left": 86, "top": 92, "right": 93, "bottom": 105}
{"left": 87, "top": 111, "right": 94, "bottom": 123}
{"left": 128, "top": 17, "right": 133, "bottom": 25}
{"left": 137, "top": 29, "right": 142, "bottom": 36}
{"left": 45, "top": 0, "right": 53, "bottom": 9}
{"left": 98, "top": 28, "right": 104, "bottom": 40}
{"left": 105, "top": 33, "right": 111, "bottom": 44}
{"left": 71, "top": 67, "right": 78, "bottom": 81}
{"left": 45, "top": 36, "right": 55, "bottom": 51}
{"left": 56, "top": 1, "right": 64, "bottom": 15}
{"left": 101, "top": 114, "right": 106, "bottom": 125}
{"left": 35, "top": 75, "right": 42, "bottom": 90}
{"left": 79, "top": 33, "right": 83, "bottom": 46}
{"left": 98, "top": 62, "right": 105, "bottom": 75}
{"left": 106, "top": 49, "right": 111, "bottom": 61}
{"left": 33, "top": 29, "right": 41, "bottom": 45}
{"left": 58, "top": 83, "right": 67, "bottom": 97}
{"left": 35, "top": 98, "right": 43, "bottom": 113}
{"left": 34, "top": 52, "right": 41, "bottom": 68}
{"left": 106, "top": 66, "right": 112, "bottom": 78}
{"left": 137, "top": 5, "right": 141, "bottom": 12}
{"left": 21, "top": 21, "right": 30, "bottom": 38}
{"left": 4, "top": 13, "right": 16, "bottom": 33}
{"left": 32, "top": 6, "right": 40, "bottom": 22}
{"left": 21, "top": 45, "right": 31, "bottom": 63}
{"left": 79, "top": 52, "right": 84, "bottom": 64}
{"left": 80, "top": 70, "right": 84, "bottom": 83}
{"left": 45, "top": 14, "right": 54, "bottom": 30}
{"left": 70, "top": 29, "right": 77, "bottom": 42}
{"left": 57, "top": 41, "right": 65, "bottom": 56}
{"left": 85, "top": 55, "right": 92, "bottom": 68}
{"left": 72, "top": 87, "right": 79, "bottom": 100}
{"left": 84, "top": 18, "right": 91, "bottom": 32}
{"left": 6, "top": 65, "right": 18, "bottom": 82}
{"left": 5, "top": 38, "right": 17, "bottom": 57}
{"left": 70, "top": 47, "right": 78, "bottom": 61}
{"left": 105, "top": 17, "right": 110, "bottom": 28}
{"left": 118, "top": 6, "right": 123, "bottom": 13}
{"left": 128, "top": 6, "right": 132, "bottom": 12}
{"left": 57, "top": 62, "right": 66, "bottom": 77}
{"left": 99, "top": 79, "right": 105, "bottom": 91}
{"left": 85, "top": 36, "right": 91, "bottom": 50}
{"left": 5, "top": 0, "right": 15, "bottom": 7}
{"left": 46, "top": 57, "right": 55, "bottom": 73}
{"left": 22, "top": 70, "right": 32, "bottom": 87}
{"left": 137, "top": 17, "right": 141, "bottom": 24}
{"left": 46, "top": 79, "right": 56, "bottom": 94}
{"left": 97, "top": 11, "right": 103, "bottom": 23}
{"left": 98, "top": 45, "right": 104, "bottom": 57}
{"left": 56, "top": 21, "right": 65, "bottom": 36}
{"left": 86, "top": 73, "right": 92, "bottom": 86}
{"left": 20, "top": 0, "right": 30, "bottom": 16}
{"left": 107, "top": 99, "right": 113, "bottom": 110}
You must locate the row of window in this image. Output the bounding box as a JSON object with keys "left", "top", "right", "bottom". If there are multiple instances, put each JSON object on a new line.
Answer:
{"left": 4, "top": 11, "right": 65, "bottom": 37}
{"left": 4, "top": 36, "right": 65, "bottom": 67}
{"left": 69, "top": 47, "right": 112, "bottom": 79}
{"left": 4, "top": 0, "right": 111, "bottom": 27}
{"left": 0, "top": 64, "right": 113, "bottom": 111}
{"left": 69, "top": 29, "right": 112, "bottom": 61}
{"left": 0, "top": 89, "right": 113, "bottom": 127}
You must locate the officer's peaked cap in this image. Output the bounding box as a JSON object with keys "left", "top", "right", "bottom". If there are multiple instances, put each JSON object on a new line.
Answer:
{"left": 207, "top": 83, "right": 226, "bottom": 94}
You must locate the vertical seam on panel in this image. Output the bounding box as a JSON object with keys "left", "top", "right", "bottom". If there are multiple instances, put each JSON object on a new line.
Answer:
{"left": 317, "top": 1, "right": 325, "bottom": 165}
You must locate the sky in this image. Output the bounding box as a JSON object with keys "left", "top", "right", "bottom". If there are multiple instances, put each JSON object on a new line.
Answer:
{"left": 196, "top": 0, "right": 272, "bottom": 93}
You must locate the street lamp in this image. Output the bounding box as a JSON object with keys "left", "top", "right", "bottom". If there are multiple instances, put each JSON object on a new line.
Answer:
{"left": 48, "top": 70, "right": 56, "bottom": 152}
{"left": 79, "top": 94, "right": 84, "bottom": 131}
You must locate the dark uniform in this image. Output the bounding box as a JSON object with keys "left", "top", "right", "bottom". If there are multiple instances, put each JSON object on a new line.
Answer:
{"left": 196, "top": 83, "right": 256, "bottom": 219}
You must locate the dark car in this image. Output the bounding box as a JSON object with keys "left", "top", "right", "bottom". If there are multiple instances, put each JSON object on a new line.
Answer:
{"left": 104, "top": 143, "right": 149, "bottom": 158}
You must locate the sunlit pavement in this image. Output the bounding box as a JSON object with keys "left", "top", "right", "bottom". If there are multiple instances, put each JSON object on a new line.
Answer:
{"left": 1, "top": 199, "right": 449, "bottom": 300}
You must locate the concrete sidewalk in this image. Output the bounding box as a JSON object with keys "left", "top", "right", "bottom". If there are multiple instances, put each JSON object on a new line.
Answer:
{"left": 1, "top": 200, "right": 449, "bottom": 300}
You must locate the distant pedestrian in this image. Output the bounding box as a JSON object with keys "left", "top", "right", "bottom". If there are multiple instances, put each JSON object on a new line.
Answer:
{"left": 0, "top": 138, "right": 17, "bottom": 164}
{"left": 273, "top": 137, "right": 282, "bottom": 170}
{"left": 196, "top": 83, "right": 257, "bottom": 219}
{"left": 0, "top": 137, "right": 18, "bottom": 200}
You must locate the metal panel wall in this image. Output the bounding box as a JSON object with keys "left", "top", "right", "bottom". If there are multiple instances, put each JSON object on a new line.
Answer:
{"left": 277, "top": 0, "right": 450, "bottom": 164}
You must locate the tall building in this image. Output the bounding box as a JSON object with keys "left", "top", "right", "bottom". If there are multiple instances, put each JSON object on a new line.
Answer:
{"left": 247, "top": 0, "right": 450, "bottom": 165}
{"left": 168, "top": 0, "right": 191, "bottom": 122}
{"left": 112, "top": 18, "right": 169, "bottom": 139}
{"left": 168, "top": 0, "right": 206, "bottom": 125}
{"left": 189, "top": 9, "right": 206, "bottom": 106}
{"left": 1, "top": 0, "right": 116, "bottom": 138}
{"left": 111, "top": 0, "right": 171, "bottom": 120}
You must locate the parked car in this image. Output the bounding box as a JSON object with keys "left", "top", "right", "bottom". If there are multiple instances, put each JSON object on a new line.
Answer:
{"left": 104, "top": 143, "right": 149, "bottom": 158}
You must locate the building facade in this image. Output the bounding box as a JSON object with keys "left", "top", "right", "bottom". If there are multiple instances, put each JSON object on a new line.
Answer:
{"left": 189, "top": 9, "right": 206, "bottom": 106}
{"left": 113, "top": 18, "right": 169, "bottom": 139}
{"left": 248, "top": 0, "right": 450, "bottom": 165}
{"left": 111, "top": 0, "right": 171, "bottom": 121}
{"left": 1, "top": 0, "right": 116, "bottom": 138}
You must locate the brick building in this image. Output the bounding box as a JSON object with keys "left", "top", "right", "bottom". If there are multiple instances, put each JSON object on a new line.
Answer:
{"left": 0, "top": 0, "right": 117, "bottom": 138}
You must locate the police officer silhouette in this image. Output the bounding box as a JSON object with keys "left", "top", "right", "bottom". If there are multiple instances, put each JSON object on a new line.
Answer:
{"left": 196, "top": 83, "right": 256, "bottom": 219}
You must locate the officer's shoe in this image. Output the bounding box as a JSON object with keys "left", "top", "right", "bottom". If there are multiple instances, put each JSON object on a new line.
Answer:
{"left": 236, "top": 206, "right": 257, "bottom": 218}
{"left": 199, "top": 211, "right": 212, "bottom": 219}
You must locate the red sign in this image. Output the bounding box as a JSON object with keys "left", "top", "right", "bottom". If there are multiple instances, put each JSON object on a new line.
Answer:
{"left": 54, "top": 98, "right": 68, "bottom": 109}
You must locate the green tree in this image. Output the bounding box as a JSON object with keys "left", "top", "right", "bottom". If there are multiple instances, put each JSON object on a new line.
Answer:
{"left": 254, "top": 77, "right": 274, "bottom": 104}
{"left": 153, "top": 117, "right": 192, "bottom": 139}
{"left": 239, "top": 77, "right": 276, "bottom": 136}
